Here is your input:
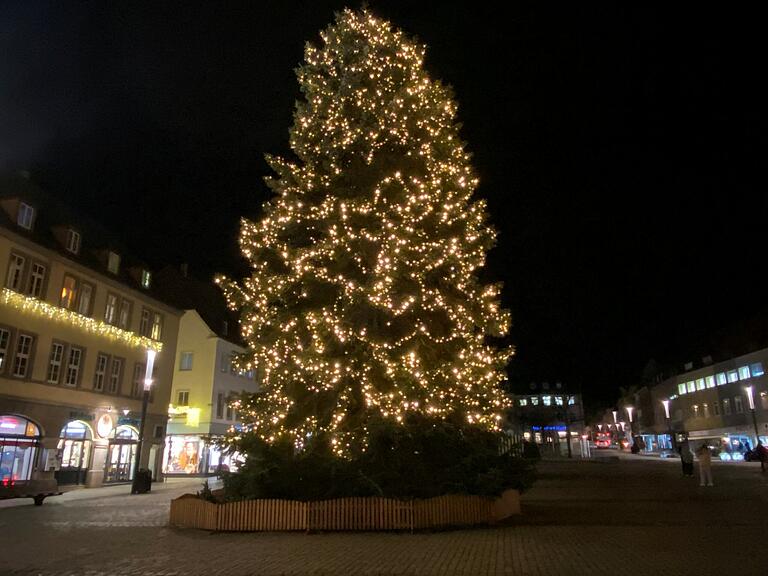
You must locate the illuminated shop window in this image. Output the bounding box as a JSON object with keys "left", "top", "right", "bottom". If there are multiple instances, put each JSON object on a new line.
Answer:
{"left": 678, "top": 383, "right": 687, "bottom": 395}
{"left": 727, "top": 370, "right": 739, "bottom": 383}
{"left": 705, "top": 376, "right": 715, "bottom": 388}
{"left": 750, "top": 363, "right": 765, "bottom": 377}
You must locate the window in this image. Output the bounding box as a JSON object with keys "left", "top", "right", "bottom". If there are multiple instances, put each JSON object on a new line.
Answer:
{"left": 738, "top": 366, "right": 751, "bottom": 380}
{"left": 78, "top": 283, "right": 93, "bottom": 316}
{"left": 179, "top": 352, "right": 193, "bottom": 371}
{"left": 66, "top": 229, "right": 81, "bottom": 254}
{"left": 47, "top": 342, "right": 65, "bottom": 384}
{"left": 713, "top": 401, "right": 720, "bottom": 416}
{"left": 542, "top": 395, "right": 551, "bottom": 406}
{"left": 64, "top": 347, "right": 83, "bottom": 387}
{"left": 141, "top": 269, "right": 151, "bottom": 289}
{"left": 716, "top": 372, "right": 727, "bottom": 386}
{"left": 727, "top": 370, "right": 739, "bottom": 383}
{"left": 226, "top": 399, "right": 234, "bottom": 420}
{"left": 140, "top": 309, "right": 151, "bottom": 337}
{"left": 118, "top": 299, "right": 131, "bottom": 329}
{"left": 705, "top": 376, "right": 715, "bottom": 388}
{"left": 692, "top": 405, "right": 699, "bottom": 417}
{"left": 531, "top": 396, "right": 539, "bottom": 406}
{"left": 555, "top": 396, "right": 564, "bottom": 406}
{"left": 568, "top": 396, "right": 575, "bottom": 406}
{"left": 153, "top": 425, "right": 164, "bottom": 439}
{"left": 177, "top": 390, "right": 190, "bottom": 406}
{"left": 678, "top": 383, "right": 687, "bottom": 395}
{"left": 93, "top": 353, "right": 108, "bottom": 391}
{"left": 108, "top": 358, "right": 123, "bottom": 394}
{"left": 107, "top": 252, "right": 120, "bottom": 274}
{"left": 60, "top": 275, "right": 77, "bottom": 309}
{"left": 723, "top": 399, "right": 732, "bottom": 415}
{"left": 6, "top": 253, "right": 25, "bottom": 291}
{"left": 703, "top": 403, "right": 710, "bottom": 418}
{"left": 761, "top": 392, "right": 768, "bottom": 410}
{"left": 104, "top": 294, "right": 118, "bottom": 325}
{"left": 216, "top": 392, "right": 225, "bottom": 418}
{"left": 132, "top": 363, "right": 146, "bottom": 398}
{"left": 220, "top": 352, "right": 229, "bottom": 372}
{"left": 17, "top": 202, "right": 34, "bottom": 229}
{"left": 750, "top": 363, "right": 764, "bottom": 377}
{"left": 151, "top": 313, "right": 162, "bottom": 340}
{"left": 686, "top": 381, "right": 695, "bottom": 393}
{"left": 695, "top": 378, "right": 705, "bottom": 391}
{"left": 12, "top": 333, "right": 34, "bottom": 377}
{"left": 27, "top": 262, "right": 46, "bottom": 298}
{"left": 734, "top": 396, "right": 744, "bottom": 413}
{"left": 0, "top": 327, "right": 10, "bottom": 372}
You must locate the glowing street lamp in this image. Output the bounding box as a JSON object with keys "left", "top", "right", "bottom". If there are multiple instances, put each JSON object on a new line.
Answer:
{"left": 662, "top": 399, "right": 674, "bottom": 452}
{"left": 625, "top": 406, "right": 634, "bottom": 450}
{"left": 745, "top": 386, "right": 760, "bottom": 447}
{"left": 612, "top": 410, "right": 621, "bottom": 449}
{"left": 131, "top": 349, "right": 156, "bottom": 494}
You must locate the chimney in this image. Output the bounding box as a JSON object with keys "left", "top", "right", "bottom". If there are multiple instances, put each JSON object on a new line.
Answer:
{"left": 180, "top": 263, "right": 189, "bottom": 277}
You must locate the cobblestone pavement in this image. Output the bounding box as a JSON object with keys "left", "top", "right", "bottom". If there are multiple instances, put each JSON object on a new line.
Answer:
{"left": 2, "top": 457, "right": 768, "bottom": 575}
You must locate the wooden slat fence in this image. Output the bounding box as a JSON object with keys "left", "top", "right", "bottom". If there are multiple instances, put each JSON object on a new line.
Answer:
{"left": 169, "top": 490, "right": 520, "bottom": 532}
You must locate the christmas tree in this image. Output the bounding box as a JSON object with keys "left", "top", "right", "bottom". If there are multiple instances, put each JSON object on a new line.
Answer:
{"left": 218, "top": 9, "right": 512, "bottom": 456}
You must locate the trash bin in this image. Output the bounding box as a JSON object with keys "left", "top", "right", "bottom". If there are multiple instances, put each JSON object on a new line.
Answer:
{"left": 132, "top": 469, "right": 152, "bottom": 494}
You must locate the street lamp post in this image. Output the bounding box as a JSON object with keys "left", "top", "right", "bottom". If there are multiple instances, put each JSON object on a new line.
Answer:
{"left": 662, "top": 399, "right": 674, "bottom": 453}
{"left": 745, "top": 386, "right": 760, "bottom": 446}
{"left": 612, "top": 410, "right": 620, "bottom": 449}
{"left": 626, "top": 406, "right": 634, "bottom": 450}
{"left": 131, "top": 349, "right": 156, "bottom": 494}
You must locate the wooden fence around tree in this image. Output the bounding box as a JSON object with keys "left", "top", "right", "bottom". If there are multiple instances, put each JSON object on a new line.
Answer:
{"left": 169, "top": 489, "right": 520, "bottom": 532}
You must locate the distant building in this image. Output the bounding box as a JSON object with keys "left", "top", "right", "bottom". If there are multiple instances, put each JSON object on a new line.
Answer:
{"left": 606, "top": 351, "right": 768, "bottom": 459}
{"left": 511, "top": 382, "right": 585, "bottom": 454}
{"left": 153, "top": 267, "right": 260, "bottom": 477}
{"left": 0, "top": 173, "right": 181, "bottom": 488}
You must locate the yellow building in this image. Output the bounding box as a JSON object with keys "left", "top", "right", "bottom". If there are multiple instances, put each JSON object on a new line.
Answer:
{"left": 153, "top": 268, "right": 259, "bottom": 476}
{"left": 0, "top": 174, "right": 180, "bottom": 489}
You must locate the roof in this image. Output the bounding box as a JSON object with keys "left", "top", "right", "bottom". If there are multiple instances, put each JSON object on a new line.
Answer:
{"left": 153, "top": 265, "right": 243, "bottom": 345}
{"left": 0, "top": 170, "right": 178, "bottom": 310}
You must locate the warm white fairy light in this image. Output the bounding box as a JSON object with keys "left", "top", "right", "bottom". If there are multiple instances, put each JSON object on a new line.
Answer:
{"left": 217, "top": 9, "right": 512, "bottom": 456}
{"left": 1, "top": 288, "right": 162, "bottom": 351}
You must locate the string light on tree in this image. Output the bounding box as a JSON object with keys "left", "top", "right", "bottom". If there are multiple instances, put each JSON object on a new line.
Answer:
{"left": 217, "top": 9, "right": 513, "bottom": 456}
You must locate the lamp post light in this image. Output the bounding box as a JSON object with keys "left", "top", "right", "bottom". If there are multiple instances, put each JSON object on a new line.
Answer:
{"left": 131, "top": 349, "right": 156, "bottom": 494}
{"left": 662, "top": 399, "right": 674, "bottom": 453}
{"left": 626, "top": 406, "right": 634, "bottom": 449}
{"left": 745, "top": 386, "right": 760, "bottom": 446}
{"left": 612, "top": 410, "right": 621, "bottom": 449}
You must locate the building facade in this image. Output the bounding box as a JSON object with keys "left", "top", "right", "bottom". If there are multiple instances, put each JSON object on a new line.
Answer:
{"left": 163, "top": 309, "right": 259, "bottom": 476}
{"left": 607, "top": 351, "right": 768, "bottom": 459}
{"left": 0, "top": 176, "right": 180, "bottom": 489}
{"left": 511, "top": 382, "right": 585, "bottom": 454}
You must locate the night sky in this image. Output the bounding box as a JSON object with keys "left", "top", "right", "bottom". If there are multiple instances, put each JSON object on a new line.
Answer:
{"left": 1, "top": 2, "right": 762, "bottom": 409}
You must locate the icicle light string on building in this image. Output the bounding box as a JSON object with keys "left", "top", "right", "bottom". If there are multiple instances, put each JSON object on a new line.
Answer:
{"left": 217, "top": 9, "right": 512, "bottom": 456}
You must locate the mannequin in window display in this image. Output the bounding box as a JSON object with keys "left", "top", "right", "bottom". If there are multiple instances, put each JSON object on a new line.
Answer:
{"left": 178, "top": 441, "right": 199, "bottom": 474}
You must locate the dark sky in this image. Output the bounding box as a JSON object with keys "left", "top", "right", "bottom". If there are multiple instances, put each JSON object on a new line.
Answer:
{"left": 1, "top": 2, "right": 763, "bottom": 408}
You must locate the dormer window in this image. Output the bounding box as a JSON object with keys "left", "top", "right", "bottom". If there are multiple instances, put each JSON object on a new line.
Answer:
{"left": 17, "top": 203, "right": 34, "bottom": 230}
{"left": 141, "top": 269, "right": 151, "bottom": 289}
{"left": 107, "top": 251, "right": 120, "bottom": 274}
{"left": 66, "top": 229, "right": 81, "bottom": 254}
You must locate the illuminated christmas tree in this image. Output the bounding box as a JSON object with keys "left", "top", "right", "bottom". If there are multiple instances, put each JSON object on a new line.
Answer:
{"left": 218, "top": 9, "right": 512, "bottom": 456}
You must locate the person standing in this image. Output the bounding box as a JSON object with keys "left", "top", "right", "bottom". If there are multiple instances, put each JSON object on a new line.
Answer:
{"left": 679, "top": 441, "right": 694, "bottom": 477}
{"left": 696, "top": 443, "right": 714, "bottom": 486}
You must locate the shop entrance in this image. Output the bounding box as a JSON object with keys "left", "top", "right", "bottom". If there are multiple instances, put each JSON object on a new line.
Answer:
{"left": 55, "top": 421, "right": 92, "bottom": 485}
{"left": 0, "top": 415, "right": 41, "bottom": 485}
{"left": 104, "top": 426, "right": 138, "bottom": 483}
